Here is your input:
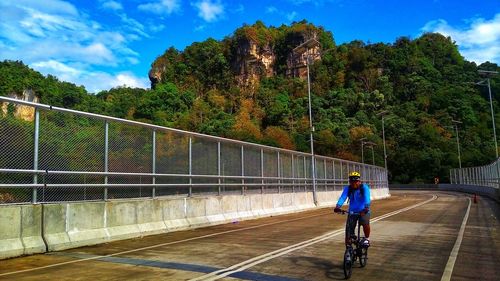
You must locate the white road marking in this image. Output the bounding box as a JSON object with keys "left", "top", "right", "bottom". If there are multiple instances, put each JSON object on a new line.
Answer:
{"left": 0, "top": 211, "right": 329, "bottom": 277}
{"left": 440, "top": 196, "right": 471, "bottom": 281}
{"left": 190, "top": 195, "right": 438, "bottom": 281}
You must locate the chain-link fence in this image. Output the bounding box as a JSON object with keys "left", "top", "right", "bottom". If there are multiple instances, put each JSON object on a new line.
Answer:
{"left": 450, "top": 158, "right": 500, "bottom": 189}
{"left": 0, "top": 96, "right": 388, "bottom": 204}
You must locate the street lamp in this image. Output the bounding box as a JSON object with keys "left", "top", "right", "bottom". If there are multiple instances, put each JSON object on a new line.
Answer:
{"left": 364, "top": 141, "right": 376, "bottom": 165}
{"left": 292, "top": 38, "right": 334, "bottom": 205}
{"left": 360, "top": 137, "right": 367, "bottom": 163}
{"left": 377, "top": 110, "right": 390, "bottom": 171}
{"left": 451, "top": 120, "right": 462, "bottom": 169}
{"left": 476, "top": 70, "right": 499, "bottom": 158}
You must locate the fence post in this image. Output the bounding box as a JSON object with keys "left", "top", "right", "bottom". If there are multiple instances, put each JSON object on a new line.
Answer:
{"left": 340, "top": 160, "right": 343, "bottom": 187}
{"left": 241, "top": 145, "right": 245, "bottom": 195}
{"left": 324, "top": 159, "right": 327, "bottom": 191}
{"left": 303, "top": 156, "right": 306, "bottom": 192}
{"left": 260, "top": 149, "right": 264, "bottom": 194}
{"left": 311, "top": 155, "right": 317, "bottom": 205}
{"left": 291, "top": 154, "right": 295, "bottom": 193}
{"left": 189, "top": 137, "right": 192, "bottom": 197}
{"left": 32, "top": 108, "right": 40, "bottom": 204}
{"left": 332, "top": 160, "right": 335, "bottom": 191}
{"left": 104, "top": 121, "right": 109, "bottom": 201}
{"left": 218, "top": 141, "right": 221, "bottom": 196}
{"left": 496, "top": 160, "right": 500, "bottom": 189}
{"left": 277, "top": 151, "right": 281, "bottom": 194}
{"left": 152, "top": 130, "right": 156, "bottom": 199}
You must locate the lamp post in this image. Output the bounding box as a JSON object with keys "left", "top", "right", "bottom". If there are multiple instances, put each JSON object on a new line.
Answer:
{"left": 305, "top": 54, "right": 316, "bottom": 203}
{"left": 377, "top": 111, "right": 389, "bottom": 171}
{"left": 477, "top": 70, "right": 499, "bottom": 158}
{"left": 364, "top": 141, "right": 376, "bottom": 165}
{"left": 292, "top": 38, "right": 318, "bottom": 205}
{"left": 292, "top": 38, "right": 334, "bottom": 205}
{"left": 451, "top": 120, "right": 462, "bottom": 169}
{"left": 360, "top": 138, "right": 367, "bottom": 163}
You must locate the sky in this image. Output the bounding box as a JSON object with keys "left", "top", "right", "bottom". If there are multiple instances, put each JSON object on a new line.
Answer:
{"left": 0, "top": 0, "right": 499, "bottom": 93}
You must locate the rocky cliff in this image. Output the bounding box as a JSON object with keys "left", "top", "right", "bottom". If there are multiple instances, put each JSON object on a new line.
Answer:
{"left": 149, "top": 21, "right": 331, "bottom": 91}
{"left": 1, "top": 89, "right": 38, "bottom": 121}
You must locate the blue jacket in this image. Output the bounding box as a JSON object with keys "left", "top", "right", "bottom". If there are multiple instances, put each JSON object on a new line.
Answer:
{"left": 336, "top": 183, "right": 371, "bottom": 213}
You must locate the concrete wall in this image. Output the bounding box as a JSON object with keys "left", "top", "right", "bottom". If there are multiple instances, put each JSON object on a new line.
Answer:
{"left": 0, "top": 187, "right": 391, "bottom": 260}
{"left": 0, "top": 205, "right": 45, "bottom": 259}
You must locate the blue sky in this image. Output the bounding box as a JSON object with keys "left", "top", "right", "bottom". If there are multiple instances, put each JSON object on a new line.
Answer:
{"left": 0, "top": 0, "right": 499, "bottom": 93}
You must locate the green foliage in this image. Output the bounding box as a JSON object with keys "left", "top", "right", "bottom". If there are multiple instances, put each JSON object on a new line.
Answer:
{"left": 1, "top": 20, "right": 500, "bottom": 184}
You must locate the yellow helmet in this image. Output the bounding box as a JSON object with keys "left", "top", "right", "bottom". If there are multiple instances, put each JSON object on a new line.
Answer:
{"left": 348, "top": 171, "right": 361, "bottom": 180}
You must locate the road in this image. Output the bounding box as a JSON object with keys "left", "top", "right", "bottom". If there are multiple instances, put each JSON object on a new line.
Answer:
{"left": 0, "top": 191, "right": 498, "bottom": 280}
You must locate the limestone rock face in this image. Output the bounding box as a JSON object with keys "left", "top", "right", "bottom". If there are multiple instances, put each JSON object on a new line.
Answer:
{"left": 1, "top": 89, "right": 39, "bottom": 121}
{"left": 232, "top": 37, "right": 275, "bottom": 89}
{"left": 148, "top": 68, "right": 162, "bottom": 88}
{"left": 148, "top": 28, "right": 324, "bottom": 89}
{"left": 286, "top": 43, "right": 322, "bottom": 79}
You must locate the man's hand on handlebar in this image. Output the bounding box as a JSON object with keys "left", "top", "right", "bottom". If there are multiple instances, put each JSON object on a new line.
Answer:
{"left": 334, "top": 206, "right": 342, "bottom": 214}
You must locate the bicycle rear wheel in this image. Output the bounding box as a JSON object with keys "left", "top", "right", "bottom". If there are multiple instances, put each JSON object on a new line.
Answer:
{"left": 343, "top": 247, "right": 353, "bottom": 279}
{"left": 359, "top": 247, "right": 368, "bottom": 267}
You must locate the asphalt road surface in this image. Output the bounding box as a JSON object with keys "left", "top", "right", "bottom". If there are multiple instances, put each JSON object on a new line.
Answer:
{"left": 0, "top": 191, "right": 498, "bottom": 281}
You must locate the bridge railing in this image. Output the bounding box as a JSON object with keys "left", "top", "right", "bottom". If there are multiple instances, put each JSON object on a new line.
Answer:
{"left": 450, "top": 158, "right": 500, "bottom": 189}
{"left": 0, "top": 96, "right": 388, "bottom": 204}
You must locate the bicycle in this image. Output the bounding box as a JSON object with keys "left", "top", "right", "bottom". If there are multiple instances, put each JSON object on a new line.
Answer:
{"left": 338, "top": 209, "right": 369, "bottom": 279}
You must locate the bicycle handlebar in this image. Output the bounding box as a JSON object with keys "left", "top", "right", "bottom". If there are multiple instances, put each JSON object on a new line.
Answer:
{"left": 335, "top": 209, "right": 361, "bottom": 215}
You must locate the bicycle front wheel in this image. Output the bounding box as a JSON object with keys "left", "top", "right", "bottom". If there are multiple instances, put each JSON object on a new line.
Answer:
{"left": 343, "top": 248, "right": 353, "bottom": 279}
{"left": 359, "top": 247, "right": 368, "bottom": 267}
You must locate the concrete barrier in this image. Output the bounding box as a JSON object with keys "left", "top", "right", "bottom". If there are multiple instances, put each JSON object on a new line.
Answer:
{"left": 249, "top": 194, "right": 265, "bottom": 217}
{"left": 205, "top": 196, "right": 225, "bottom": 224}
{"left": 163, "top": 198, "right": 190, "bottom": 230}
{"left": 221, "top": 195, "right": 239, "bottom": 221}
{"left": 372, "top": 187, "right": 391, "bottom": 200}
{"left": 0, "top": 186, "right": 392, "bottom": 260}
{"left": 237, "top": 195, "right": 253, "bottom": 219}
{"left": 137, "top": 200, "right": 167, "bottom": 235}
{"left": 295, "top": 192, "right": 315, "bottom": 210}
{"left": 43, "top": 204, "right": 72, "bottom": 251}
{"left": 186, "top": 197, "right": 210, "bottom": 227}
{"left": 0, "top": 205, "right": 45, "bottom": 259}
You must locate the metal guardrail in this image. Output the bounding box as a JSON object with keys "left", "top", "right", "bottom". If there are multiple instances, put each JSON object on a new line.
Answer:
{"left": 450, "top": 158, "right": 500, "bottom": 189}
{"left": 0, "top": 96, "right": 388, "bottom": 204}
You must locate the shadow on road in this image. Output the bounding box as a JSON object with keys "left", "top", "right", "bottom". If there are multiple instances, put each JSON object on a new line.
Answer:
{"left": 289, "top": 256, "right": 355, "bottom": 280}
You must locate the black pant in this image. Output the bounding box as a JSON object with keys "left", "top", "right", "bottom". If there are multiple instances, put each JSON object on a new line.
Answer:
{"left": 345, "top": 213, "right": 370, "bottom": 240}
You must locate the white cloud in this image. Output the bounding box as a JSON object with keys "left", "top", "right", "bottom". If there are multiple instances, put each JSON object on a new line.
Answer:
{"left": 32, "top": 60, "right": 149, "bottom": 93}
{"left": 194, "top": 25, "right": 206, "bottom": 32}
{"left": 265, "top": 6, "right": 299, "bottom": 23}
{"left": 0, "top": 1, "right": 141, "bottom": 66}
{"left": 138, "top": 0, "right": 181, "bottom": 15}
{"left": 193, "top": 0, "right": 224, "bottom": 22}
{"left": 101, "top": 0, "right": 123, "bottom": 11}
{"left": 287, "top": 0, "right": 333, "bottom": 6}
{"left": 287, "top": 11, "right": 298, "bottom": 22}
{"left": 421, "top": 13, "right": 500, "bottom": 64}
{"left": 149, "top": 24, "right": 166, "bottom": 33}
{"left": 266, "top": 6, "right": 278, "bottom": 14}
{"left": 2, "top": 0, "right": 78, "bottom": 16}
{"left": 234, "top": 4, "right": 244, "bottom": 13}
{"left": 0, "top": 0, "right": 149, "bottom": 92}
{"left": 118, "top": 13, "right": 150, "bottom": 38}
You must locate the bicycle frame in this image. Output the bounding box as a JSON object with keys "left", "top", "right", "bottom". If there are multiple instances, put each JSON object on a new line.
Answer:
{"left": 338, "top": 210, "right": 368, "bottom": 279}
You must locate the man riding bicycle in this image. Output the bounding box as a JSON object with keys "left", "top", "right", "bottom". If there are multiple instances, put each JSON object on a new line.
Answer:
{"left": 334, "top": 171, "right": 371, "bottom": 247}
